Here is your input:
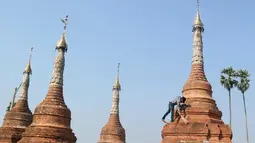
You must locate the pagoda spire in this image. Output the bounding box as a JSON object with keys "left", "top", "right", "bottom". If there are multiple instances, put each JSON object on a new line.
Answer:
{"left": 10, "top": 47, "right": 33, "bottom": 112}
{"left": 11, "top": 47, "right": 33, "bottom": 112}
{"left": 98, "top": 63, "right": 126, "bottom": 143}
{"left": 182, "top": 0, "right": 212, "bottom": 97}
{"left": 19, "top": 47, "right": 33, "bottom": 100}
{"left": 50, "top": 15, "right": 68, "bottom": 87}
{"left": 0, "top": 48, "right": 33, "bottom": 142}
{"left": 18, "top": 15, "right": 77, "bottom": 143}
{"left": 111, "top": 63, "right": 121, "bottom": 114}
{"left": 192, "top": 0, "right": 204, "bottom": 65}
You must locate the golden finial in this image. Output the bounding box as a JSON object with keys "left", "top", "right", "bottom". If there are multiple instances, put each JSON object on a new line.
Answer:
{"left": 113, "top": 63, "right": 121, "bottom": 90}
{"left": 23, "top": 47, "right": 33, "bottom": 75}
{"left": 56, "top": 15, "right": 68, "bottom": 52}
{"left": 193, "top": 0, "right": 204, "bottom": 32}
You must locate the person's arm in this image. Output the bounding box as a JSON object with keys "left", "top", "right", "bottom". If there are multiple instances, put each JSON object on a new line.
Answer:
{"left": 176, "top": 109, "right": 189, "bottom": 124}
{"left": 180, "top": 102, "right": 187, "bottom": 107}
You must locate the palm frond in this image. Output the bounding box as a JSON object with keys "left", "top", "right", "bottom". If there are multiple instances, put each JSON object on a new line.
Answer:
{"left": 236, "top": 69, "right": 250, "bottom": 94}
{"left": 232, "top": 79, "right": 238, "bottom": 87}
{"left": 220, "top": 75, "right": 226, "bottom": 85}
{"left": 221, "top": 67, "right": 235, "bottom": 76}
{"left": 220, "top": 67, "right": 238, "bottom": 90}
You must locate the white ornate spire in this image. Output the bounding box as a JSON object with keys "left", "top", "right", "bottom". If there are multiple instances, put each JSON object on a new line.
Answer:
{"left": 50, "top": 15, "right": 68, "bottom": 87}
{"left": 183, "top": 0, "right": 211, "bottom": 94}
{"left": 192, "top": 0, "right": 204, "bottom": 65}
{"left": 19, "top": 47, "right": 33, "bottom": 99}
{"left": 111, "top": 63, "right": 121, "bottom": 114}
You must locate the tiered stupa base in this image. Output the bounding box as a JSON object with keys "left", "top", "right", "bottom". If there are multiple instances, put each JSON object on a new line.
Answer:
{"left": 98, "top": 114, "right": 125, "bottom": 143}
{"left": 161, "top": 63, "right": 232, "bottom": 143}
{"left": 162, "top": 123, "right": 232, "bottom": 143}
{"left": 161, "top": 97, "right": 232, "bottom": 143}
{"left": 18, "top": 86, "right": 76, "bottom": 143}
{"left": 0, "top": 99, "right": 32, "bottom": 143}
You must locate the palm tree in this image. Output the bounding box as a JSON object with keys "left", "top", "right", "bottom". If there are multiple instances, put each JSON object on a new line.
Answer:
{"left": 236, "top": 70, "right": 250, "bottom": 143}
{"left": 220, "top": 67, "right": 238, "bottom": 128}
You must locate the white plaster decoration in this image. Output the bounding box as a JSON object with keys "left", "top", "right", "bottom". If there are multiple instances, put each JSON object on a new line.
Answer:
{"left": 50, "top": 49, "right": 65, "bottom": 86}
{"left": 19, "top": 73, "right": 30, "bottom": 99}
{"left": 111, "top": 89, "right": 120, "bottom": 114}
{"left": 192, "top": 29, "right": 204, "bottom": 65}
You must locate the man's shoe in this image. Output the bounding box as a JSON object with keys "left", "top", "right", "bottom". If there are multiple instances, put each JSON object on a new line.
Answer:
{"left": 162, "top": 119, "right": 168, "bottom": 124}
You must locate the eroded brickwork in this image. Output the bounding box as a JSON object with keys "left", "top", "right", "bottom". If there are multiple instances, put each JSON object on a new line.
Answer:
{"left": 98, "top": 114, "right": 125, "bottom": 143}
{"left": 0, "top": 98, "right": 32, "bottom": 142}
{"left": 18, "top": 86, "right": 76, "bottom": 143}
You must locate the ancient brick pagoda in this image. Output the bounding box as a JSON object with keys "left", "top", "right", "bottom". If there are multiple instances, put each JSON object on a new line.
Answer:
{"left": 0, "top": 48, "right": 33, "bottom": 143}
{"left": 98, "top": 63, "right": 126, "bottom": 143}
{"left": 18, "top": 16, "right": 77, "bottom": 143}
{"left": 161, "top": 2, "right": 232, "bottom": 143}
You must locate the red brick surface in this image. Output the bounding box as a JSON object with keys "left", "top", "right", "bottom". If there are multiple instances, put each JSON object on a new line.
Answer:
{"left": 183, "top": 64, "right": 212, "bottom": 92}
{"left": 98, "top": 114, "right": 125, "bottom": 143}
{"left": 18, "top": 86, "right": 76, "bottom": 143}
{"left": 0, "top": 98, "right": 32, "bottom": 143}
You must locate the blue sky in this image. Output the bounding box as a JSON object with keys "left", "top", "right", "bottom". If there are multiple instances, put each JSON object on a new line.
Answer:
{"left": 0, "top": 0, "right": 254, "bottom": 142}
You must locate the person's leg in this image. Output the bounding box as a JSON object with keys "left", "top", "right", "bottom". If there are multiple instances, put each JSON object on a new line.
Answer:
{"left": 162, "top": 102, "right": 171, "bottom": 120}
{"left": 170, "top": 103, "right": 175, "bottom": 122}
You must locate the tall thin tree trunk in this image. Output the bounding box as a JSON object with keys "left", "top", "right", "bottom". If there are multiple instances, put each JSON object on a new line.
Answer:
{"left": 242, "top": 93, "right": 249, "bottom": 143}
{"left": 229, "top": 90, "right": 232, "bottom": 128}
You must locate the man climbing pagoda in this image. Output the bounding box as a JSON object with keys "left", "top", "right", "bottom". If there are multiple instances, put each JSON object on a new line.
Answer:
{"left": 162, "top": 96, "right": 189, "bottom": 124}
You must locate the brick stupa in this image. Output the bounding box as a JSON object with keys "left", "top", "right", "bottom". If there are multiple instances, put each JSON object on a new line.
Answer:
{"left": 0, "top": 48, "right": 33, "bottom": 143}
{"left": 98, "top": 63, "right": 126, "bottom": 143}
{"left": 18, "top": 16, "right": 77, "bottom": 143}
{"left": 161, "top": 2, "right": 232, "bottom": 143}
